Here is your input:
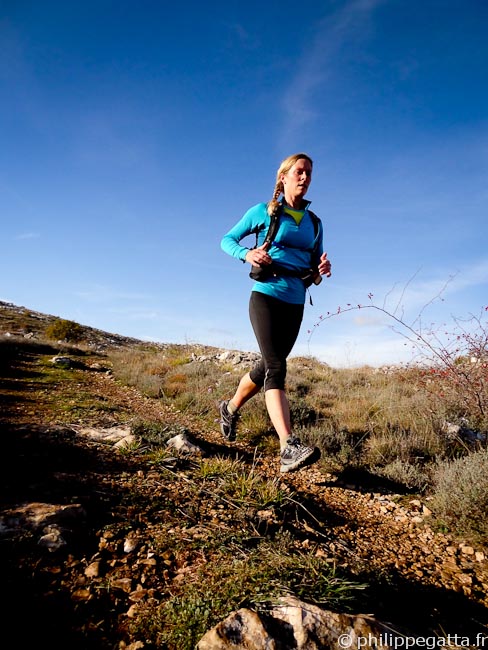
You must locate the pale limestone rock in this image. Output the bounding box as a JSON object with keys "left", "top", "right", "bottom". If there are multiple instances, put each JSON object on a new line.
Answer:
{"left": 51, "top": 355, "right": 72, "bottom": 368}
{"left": 166, "top": 432, "right": 204, "bottom": 455}
{"left": 125, "top": 641, "right": 145, "bottom": 649}
{"left": 75, "top": 424, "right": 133, "bottom": 445}
{"left": 197, "top": 596, "right": 400, "bottom": 649}
{"left": 85, "top": 561, "right": 101, "bottom": 578}
{"left": 114, "top": 434, "right": 137, "bottom": 448}
{"left": 460, "top": 545, "right": 475, "bottom": 555}
{"left": 197, "top": 608, "right": 277, "bottom": 649}
{"left": 271, "top": 596, "right": 396, "bottom": 649}
{"left": 111, "top": 578, "right": 133, "bottom": 593}
{"left": 123, "top": 536, "right": 139, "bottom": 553}
{"left": 38, "top": 527, "right": 67, "bottom": 552}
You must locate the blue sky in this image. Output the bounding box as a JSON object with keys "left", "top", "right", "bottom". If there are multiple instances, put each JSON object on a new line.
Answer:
{"left": 1, "top": 0, "right": 487, "bottom": 367}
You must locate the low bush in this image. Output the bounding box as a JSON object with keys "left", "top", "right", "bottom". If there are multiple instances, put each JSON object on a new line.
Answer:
{"left": 45, "top": 318, "right": 84, "bottom": 342}
{"left": 429, "top": 448, "right": 488, "bottom": 542}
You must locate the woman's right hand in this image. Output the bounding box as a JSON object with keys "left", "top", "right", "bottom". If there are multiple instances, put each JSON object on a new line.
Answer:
{"left": 245, "top": 244, "right": 272, "bottom": 267}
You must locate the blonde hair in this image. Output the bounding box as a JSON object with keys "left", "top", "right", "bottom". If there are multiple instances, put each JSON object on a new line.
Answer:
{"left": 267, "top": 152, "right": 313, "bottom": 216}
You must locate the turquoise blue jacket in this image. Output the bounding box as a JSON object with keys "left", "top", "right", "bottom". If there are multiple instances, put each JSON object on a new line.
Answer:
{"left": 221, "top": 201, "right": 323, "bottom": 305}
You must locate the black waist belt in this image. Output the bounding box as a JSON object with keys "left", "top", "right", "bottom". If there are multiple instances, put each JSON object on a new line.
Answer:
{"left": 250, "top": 263, "right": 320, "bottom": 287}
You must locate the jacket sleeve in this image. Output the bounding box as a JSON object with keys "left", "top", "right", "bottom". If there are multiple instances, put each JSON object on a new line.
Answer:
{"left": 221, "top": 203, "right": 267, "bottom": 262}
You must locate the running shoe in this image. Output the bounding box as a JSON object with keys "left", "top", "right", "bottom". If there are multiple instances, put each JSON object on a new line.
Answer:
{"left": 219, "top": 400, "right": 239, "bottom": 442}
{"left": 280, "top": 436, "right": 320, "bottom": 473}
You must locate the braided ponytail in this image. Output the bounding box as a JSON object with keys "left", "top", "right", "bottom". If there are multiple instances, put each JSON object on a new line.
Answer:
{"left": 267, "top": 152, "right": 313, "bottom": 216}
{"left": 267, "top": 182, "right": 283, "bottom": 217}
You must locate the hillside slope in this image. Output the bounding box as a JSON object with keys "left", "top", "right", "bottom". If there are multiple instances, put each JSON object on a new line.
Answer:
{"left": 1, "top": 301, "right": 488, "bottom": 648}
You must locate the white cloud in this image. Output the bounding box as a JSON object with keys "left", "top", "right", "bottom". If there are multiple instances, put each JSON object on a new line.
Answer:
{"left": 295, "top": 330, "right": 415, "bottom": 368}
{"left": 298, "top": 260, "right": 488, "bottom": 368}
{"left": 279, "top": 0, "right": 385, "bottom": 144}
{"left": 368, "top": 259, "right": 488, "bottom": 324}
{"left": 15, "top": 232, "right": 40, "bottom": 240}
{"left": 449, "top": 259, "right": 488, "bottom": 294}
{"left": 73, "top": 285, "right": 151, "bottom": 303}
{"left": 108, "top": 308, "right": 160, "bottom": 321}
{"left": 353, "top": 312, "right": 385, "bottom": 327}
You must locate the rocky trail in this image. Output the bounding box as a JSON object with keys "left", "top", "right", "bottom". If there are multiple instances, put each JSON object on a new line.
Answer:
{"left": 1, "top": 325, "right": 488, "bottom": 648}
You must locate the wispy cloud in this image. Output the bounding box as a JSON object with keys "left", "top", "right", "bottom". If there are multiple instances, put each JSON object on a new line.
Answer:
{"left": 353, "top": 312, "right": 385, "bottom": 327}
{"left": 296, "top": 329, "right": 415, "bottom": 368}
{"left": 279, "top": 0, "right": 385, "bottom": 145}
{"left": 15, "top": 232, "right": 40, "bottom": 240}
{"left": 449, "top": 258, "right": 488, "bottom": 295}
{"left": 300, "top": 256, "right": 488, "bottom": 367}
{"left": 375, "top": 258, "right": 488, "bottom": 319}
{"left": 74, "top": 285, "right": 151, "bottom": 303}
{"left": 108, "top": 308, "right": 161, "bottom": 321}
{"left": 226, "top": 23, "right": 259, "bottom": 50}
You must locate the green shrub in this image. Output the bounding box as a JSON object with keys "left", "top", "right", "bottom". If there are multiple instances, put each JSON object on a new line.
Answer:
{"left": 45, "top": 318, "right": 84, "bottom": 342}
{"left": 372, "top": 459, "right": 430, "bottom": 491}
{"left": 429, "top": 448, "right": 488, "bottom": 543}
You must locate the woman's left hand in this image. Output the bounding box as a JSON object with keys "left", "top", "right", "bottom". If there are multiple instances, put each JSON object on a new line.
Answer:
{"left": 318, "top": 252, "right": 332, "bottom": 277}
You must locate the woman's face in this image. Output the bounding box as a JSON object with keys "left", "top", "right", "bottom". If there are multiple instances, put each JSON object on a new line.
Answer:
{"left": 281, "top": 158, "right": 313, "bottom": 198}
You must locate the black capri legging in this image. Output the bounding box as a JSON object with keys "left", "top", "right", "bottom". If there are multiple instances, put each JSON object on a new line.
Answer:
{"left": 248, "top": 291, "right": 304, "bottom": 391}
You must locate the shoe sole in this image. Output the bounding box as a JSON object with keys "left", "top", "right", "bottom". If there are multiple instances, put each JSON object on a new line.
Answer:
{"left": 280, "top": 447, "right": 321, "bottom": 473}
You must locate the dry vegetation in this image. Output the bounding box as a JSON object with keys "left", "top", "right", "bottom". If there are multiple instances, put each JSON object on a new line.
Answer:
{"left": 1, "top": 301, "right": 488, "bottom": 648}
{"left": 108, "top": 328, "right": 488, "bottom": 543}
